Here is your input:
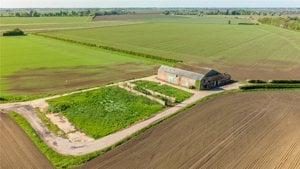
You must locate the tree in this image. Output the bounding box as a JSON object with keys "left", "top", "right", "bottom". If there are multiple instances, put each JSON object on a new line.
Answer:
{"left": 3, "top": 28, "right": 25, "bottom": 36}
{"left": 228, "top": 20, "right": 231, "bottom": 24}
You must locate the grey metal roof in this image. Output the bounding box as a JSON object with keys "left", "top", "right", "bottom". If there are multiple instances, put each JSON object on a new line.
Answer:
{"left": 158, "top": 65, "right": 206, "bottom": 80}
{"left": 174, "top": 64, "right": 213, "bottom": 75}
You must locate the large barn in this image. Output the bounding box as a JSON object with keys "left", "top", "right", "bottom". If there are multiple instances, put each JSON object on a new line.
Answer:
{"left": 157, "top": 64, "right": 231, "bottom": 90}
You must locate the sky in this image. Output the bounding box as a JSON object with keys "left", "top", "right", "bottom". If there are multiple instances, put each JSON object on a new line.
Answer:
{"left": 1, "top": 0, "right": 300, "bottom": 8}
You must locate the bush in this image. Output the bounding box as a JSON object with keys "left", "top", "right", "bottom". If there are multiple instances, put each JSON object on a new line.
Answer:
{"left": 189, "top": 86, "right": 196, "bottom": 89}
{"left": 3, "top": 28, "right": 25, "bottom": 36}
{"left": 163, "top": 97, "right": 174, "bottom": 107}
{"left": 47, "top": 103, "right": 70, "bottom": 112}
{"left": 247, "top": 79, "right": 267, "bottom": 84}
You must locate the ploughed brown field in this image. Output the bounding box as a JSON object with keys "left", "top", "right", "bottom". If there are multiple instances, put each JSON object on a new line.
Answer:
{"left": 78, "top": 91, "right": 300, "bottom": 169}
{"left": 0, "top": 113, "right": 53, "bottom": 169}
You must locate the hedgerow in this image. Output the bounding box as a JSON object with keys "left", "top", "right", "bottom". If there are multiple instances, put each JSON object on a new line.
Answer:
{"left": 35, "top": 33, "right": 181, "bottom": 64}
{"left": 269, "top": 80, "right": 300, "bottom": 84}
{"left": 247, "top": 79, "right": 267, "bottom": 83}
{"left": 240, "top": 84, "right": 300, "bottom": 90}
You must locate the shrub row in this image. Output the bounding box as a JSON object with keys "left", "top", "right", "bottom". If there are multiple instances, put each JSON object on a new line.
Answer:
{"left": 247, "top": 79, "right": 300, "bottom": 84}
{"left": 247, "top": 79, "right": 267, "bottom": 84}
{"left": 35, "top": 33, "right": 182, "bottom": 64}
{"left": 238, "top": 23, "right": 259, "bottom": 25}
{"left": 269, "top": 80, "right": 300, "bottom": 84}
{"left": 240, "top": 84, "right": 300, "bottom": 90}
{"left": 3, "top": 28, "right": 25, "bottom": 36}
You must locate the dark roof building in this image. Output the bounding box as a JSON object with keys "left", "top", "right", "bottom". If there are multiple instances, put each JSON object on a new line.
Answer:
{"left": 157, "top": 64, "right": 231, "bottom": 90}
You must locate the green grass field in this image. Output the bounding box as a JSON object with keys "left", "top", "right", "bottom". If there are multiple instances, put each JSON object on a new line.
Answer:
{"left": 41, "top": 22, "right": 300, "bottom": 80}
{"left": 0, "top": 16, "right": 92, "bottom": 24}
{"left": 0, "top": 14, "right": 251, "bottom": 34}
{"left": 47, "top": 86, "right": 165, "bottom": 138}
{"left": 133, "top": 80, "right": 192, "bottom": 102}
{"left": 0, "top": 16, "right": 142, "bottom": 34}
{"left": 0, "top": 35, "right": 166, "bottom": 102}
{"left": 93, "top": 14, "right": 251, "bottom": 24}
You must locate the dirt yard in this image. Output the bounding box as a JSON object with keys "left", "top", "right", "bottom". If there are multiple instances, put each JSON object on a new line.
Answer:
{"left": 77, "top": 91, "right": 300, "bottom": 169}
{"left": 0, "top": 113, "right": 53, "bottom": 169}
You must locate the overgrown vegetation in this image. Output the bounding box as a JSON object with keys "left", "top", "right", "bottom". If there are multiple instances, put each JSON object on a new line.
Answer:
{"left": 3, "top": 28, "right": 25, "bottom": 36}
{"left": 8, "top": 112, "right": 102, "bottom": 169}
{"left": 47, "top": 86, "right": 164, "bottom": 139}
{"left": 258, "top": 16, "right": 300, "bottom": 31}
{"left": 133, "top": 80, "right": 192, "bottom": 103}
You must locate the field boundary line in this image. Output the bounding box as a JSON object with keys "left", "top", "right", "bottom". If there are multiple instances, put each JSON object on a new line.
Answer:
{"left": 33, "top": 33, "right": 182, "bottom": 64}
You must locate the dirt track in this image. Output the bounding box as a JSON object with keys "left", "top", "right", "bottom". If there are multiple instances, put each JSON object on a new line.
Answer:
{"left": 78, "top": 91, "right": 300, "bottom": 169}
{"left": 0, "top": 113, "right": 53, "bottom": 169}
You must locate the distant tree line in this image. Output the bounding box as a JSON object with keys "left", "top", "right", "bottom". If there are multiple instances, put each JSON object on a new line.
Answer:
{"left": 2, "top": 9, "right": 134, "bottom": 17}
{"left": 258, "top": 16, "right": 300, "bottom": 31}
{"left": 163, "top": 8, "right": 300, "bottom": 16}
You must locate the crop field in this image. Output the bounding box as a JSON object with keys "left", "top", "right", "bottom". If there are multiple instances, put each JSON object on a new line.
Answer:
{"left": 77, "top": 91, "right": 300, "bottom": 169}
{"left": 133, "top": 80, "right": 192, "bottom": 102}
{"left": 0, "top": 113, "right": 53, "bottom": 169}
{"left": 93, "top": 14, "right": 251, "bottom": 25}
{"left": 47, "top": 86, "right": 165, "bottom": 138}
{"left": 0, "top": 35, "right": 164, "bottom": 102}
{"left": 41, "top": 22, "right": 300, "bottom": 80}
{"left": 0, "top": 16, "right": 142, "bottom": 33}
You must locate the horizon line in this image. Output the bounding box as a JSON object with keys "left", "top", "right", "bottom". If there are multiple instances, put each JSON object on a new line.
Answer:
{"left": 1, "top": 7, "right": 300, "bottom": 9}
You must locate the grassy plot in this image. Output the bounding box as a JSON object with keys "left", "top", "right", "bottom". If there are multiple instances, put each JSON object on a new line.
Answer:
{"left": 41, "top": 22, "right": 300, "bottom": 64}
{"left": 47, "top": 86, "right": 165, "bottom": 139}
{"left": 41, "top": 22, "right": 300, "bottom": 79}
{"left": 133, "top": 80, "right": 192, "bottom": 102}
{"left": 0, "top": 35, "right": 165, "bottom": 102}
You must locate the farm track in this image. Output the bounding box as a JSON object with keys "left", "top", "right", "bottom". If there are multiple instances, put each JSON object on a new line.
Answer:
{"left": 0, "top": 76, "right": 240, "bottom": 155}
{"left": 77, "top": 91, "right": 300, "bottom": 169}
{"left": 0, "top": 113, "right": 53, "bottom": 169}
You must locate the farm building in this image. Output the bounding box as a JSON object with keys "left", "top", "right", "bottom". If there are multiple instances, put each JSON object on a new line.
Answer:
{"left": 157, "top": 64, "right": 231, "bottom": 90}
